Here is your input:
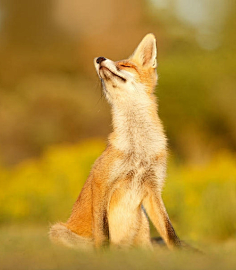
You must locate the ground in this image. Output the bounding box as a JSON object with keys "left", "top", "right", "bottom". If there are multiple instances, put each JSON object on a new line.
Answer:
{"left": 1, "top": 225, "right": 236, "bottom": 270}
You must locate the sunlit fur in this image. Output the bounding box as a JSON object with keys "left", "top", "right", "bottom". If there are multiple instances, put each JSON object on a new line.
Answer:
{"left": 49, "top": 33, "right": 181, "bottom": 250}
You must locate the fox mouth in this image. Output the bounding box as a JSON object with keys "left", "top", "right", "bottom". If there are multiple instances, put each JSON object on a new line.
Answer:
{"left": 99, "top": 66, "right": 126, "bottom": 82}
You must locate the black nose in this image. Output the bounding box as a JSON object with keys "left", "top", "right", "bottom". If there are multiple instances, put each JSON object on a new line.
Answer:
{"left": 96, "top": 57, "right": 106, "bottom": 64}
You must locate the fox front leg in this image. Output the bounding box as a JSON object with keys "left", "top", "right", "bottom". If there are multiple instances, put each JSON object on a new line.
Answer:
{"left": 143, "top": 186, "right": 181, "bottom": 249}
{"left": 92, "top": 180, "right": 109, "bottom": 249}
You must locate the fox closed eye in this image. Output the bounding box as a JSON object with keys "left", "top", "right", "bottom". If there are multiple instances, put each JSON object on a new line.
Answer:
{"left": 120, "top": 64, "right": 132, "bottom": 68}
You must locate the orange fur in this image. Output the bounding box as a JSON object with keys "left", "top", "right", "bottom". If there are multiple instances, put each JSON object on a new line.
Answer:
{"left": 49, "top": 33, "right": 181, "bottom": 250}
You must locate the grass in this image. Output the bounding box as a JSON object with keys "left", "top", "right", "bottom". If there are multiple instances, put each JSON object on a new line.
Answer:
{"left": 1, "top": 224, "right": 236, "bottom": 270}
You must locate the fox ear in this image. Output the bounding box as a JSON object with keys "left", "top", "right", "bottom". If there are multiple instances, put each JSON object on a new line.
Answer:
{"left": 130, "top": 33, "right": 157, "bottom": 68}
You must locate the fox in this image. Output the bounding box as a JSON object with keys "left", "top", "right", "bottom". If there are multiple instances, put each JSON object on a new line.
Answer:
{"left": 49, "top": 33, "right": 181, "bottom": 250}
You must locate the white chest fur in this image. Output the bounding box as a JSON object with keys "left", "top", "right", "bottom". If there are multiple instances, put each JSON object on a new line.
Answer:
{"left": 111, "top": 98, "right": 166, "bottom": 159}
{"left": 108, "top": 97, "right": 167, "bottom": 187}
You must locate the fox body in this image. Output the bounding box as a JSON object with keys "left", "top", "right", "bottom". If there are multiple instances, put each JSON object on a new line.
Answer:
{"left": 49, "top": 34, "right": 180, "bottom": 250}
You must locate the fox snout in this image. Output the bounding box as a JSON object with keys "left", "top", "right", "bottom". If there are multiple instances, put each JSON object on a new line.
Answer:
{"left": 94, "top": 57, "right": 126, "bottom": 83}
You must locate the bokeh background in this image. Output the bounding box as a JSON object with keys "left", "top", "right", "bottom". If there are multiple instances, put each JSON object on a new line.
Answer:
{"left": 0, "top": 0, "right": 236, "bottom": 269}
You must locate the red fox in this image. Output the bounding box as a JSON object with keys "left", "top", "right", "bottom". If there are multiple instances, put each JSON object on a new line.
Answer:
{"left": 49, "top": 33, "right": 181, "bottom": 250}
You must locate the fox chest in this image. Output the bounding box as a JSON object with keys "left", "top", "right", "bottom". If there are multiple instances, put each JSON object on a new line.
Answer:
{"left": 109, "top": 156, "right": 159, "bottom": 184}
{"left": 107, "top": 161, "right": 155, "bottom": 209}
{"left": 108, "top": 177, "right": 145, "bottom": 214}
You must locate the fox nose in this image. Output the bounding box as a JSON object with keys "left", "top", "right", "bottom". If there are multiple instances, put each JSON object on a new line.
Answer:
{"left": 96, "top": 57, "right": 106, "bottom": 64}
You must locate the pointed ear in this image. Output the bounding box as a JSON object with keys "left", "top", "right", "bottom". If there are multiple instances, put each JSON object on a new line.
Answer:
{"left": 130, "top": 33, "right": 157, "bottom": 68}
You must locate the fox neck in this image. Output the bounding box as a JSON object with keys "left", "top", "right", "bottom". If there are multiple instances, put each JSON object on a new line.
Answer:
{"left": 109, "top": 94, "right": 166, "bottom": 156}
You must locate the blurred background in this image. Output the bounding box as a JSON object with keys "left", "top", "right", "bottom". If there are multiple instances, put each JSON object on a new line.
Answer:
{"left": 0, "top": 0, "right": 236, "bottom": 267}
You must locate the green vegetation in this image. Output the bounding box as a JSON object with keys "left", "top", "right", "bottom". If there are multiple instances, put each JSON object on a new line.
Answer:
{"left": 0, "top": 139, "right": 105, "bottom": 223}
{"left": 164, "top": 152, "right": 236, "bottom": 242}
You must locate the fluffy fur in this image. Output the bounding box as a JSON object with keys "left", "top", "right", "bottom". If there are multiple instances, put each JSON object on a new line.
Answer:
{"left": 49, "top": 33, "right": 181, "bottom": 250}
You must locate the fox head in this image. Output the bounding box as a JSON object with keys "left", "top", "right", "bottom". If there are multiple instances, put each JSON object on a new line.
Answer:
{"left": 94, "top": 34, "right": 158, "bottom": 105}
